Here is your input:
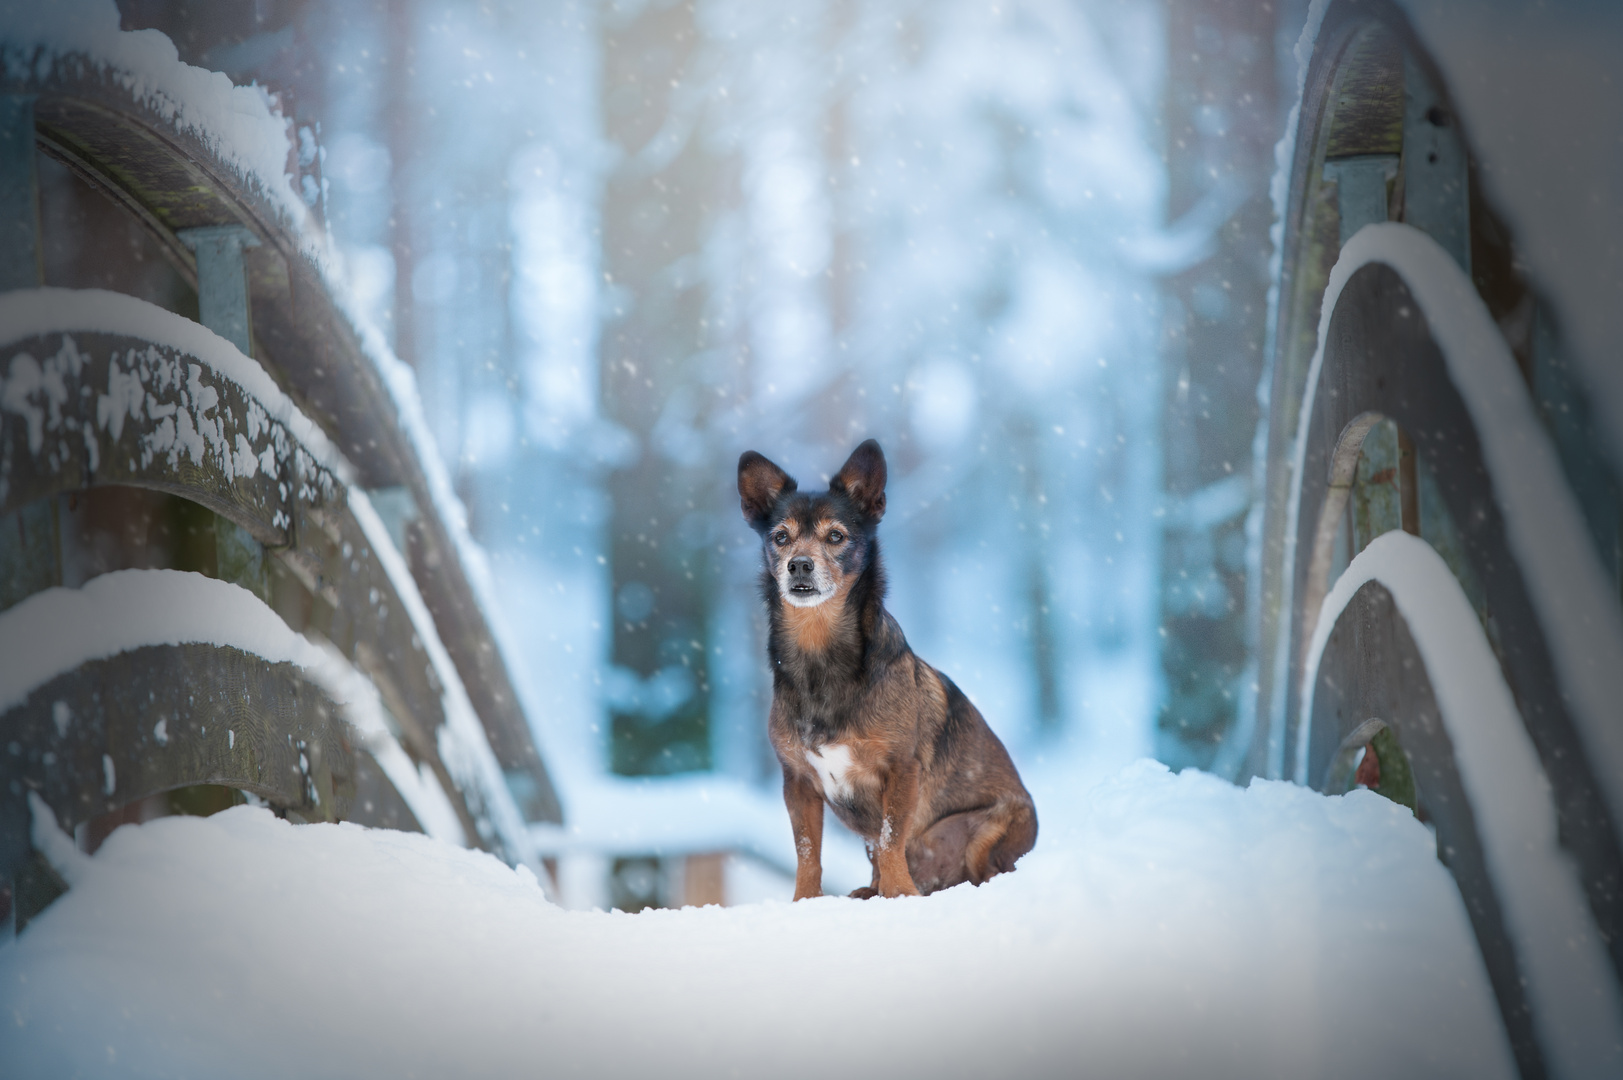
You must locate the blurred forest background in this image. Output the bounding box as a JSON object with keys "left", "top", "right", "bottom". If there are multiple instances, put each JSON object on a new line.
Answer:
{"left": 113, "top": 0, "right": 1305, "bottom": 807}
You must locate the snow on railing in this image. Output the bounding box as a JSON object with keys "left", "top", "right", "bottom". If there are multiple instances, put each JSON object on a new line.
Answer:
{"left": 0, "top": 568, "right": 468, "bottom": 847}
{"left": 0, "top": 9, "right": 551, "bottom": 854}
{"left": 1289, "top": 223, "right": 1623, "bottom": 826}
{"left": 0, "top": 287, "right": 539, "bottom": 867}
{"left": 1300, "top": 531, "right": 1623, "bottom": 1078}
{"left": 1240, "top": 0, "right": 1332, "bottom": 780}
{"left": 0, "top": 286, "right": 352, "bottom": 487}
{"left": 0, "top": 2, "right": 310, "bottom": 238}
{"left": 348, "top": 488, "right": 538, "bottom": 867}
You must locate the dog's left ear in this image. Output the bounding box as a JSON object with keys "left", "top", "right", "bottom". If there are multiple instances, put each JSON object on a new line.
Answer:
{"left": 739, "top": 450, "right": 796, "bottom": 532}
{"left": 831, "top": 439, "right": 887, "bottom": 522}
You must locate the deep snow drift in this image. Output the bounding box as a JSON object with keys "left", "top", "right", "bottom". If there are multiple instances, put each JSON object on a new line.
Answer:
{"left": 1, "top": 762, "right": 1512, "bottom": 1080}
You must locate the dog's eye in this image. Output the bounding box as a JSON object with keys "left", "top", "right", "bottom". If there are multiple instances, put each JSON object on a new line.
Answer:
{"left": 827, "top": 530, "right": 844, "bottom": 544}
{"left": 774, "top": 530, "right": 789, "bottom": 546}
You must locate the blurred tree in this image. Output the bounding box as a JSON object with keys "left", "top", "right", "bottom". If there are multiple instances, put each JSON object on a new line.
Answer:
{"left": 599, "top": 0, "right": 727, "bottom": 775}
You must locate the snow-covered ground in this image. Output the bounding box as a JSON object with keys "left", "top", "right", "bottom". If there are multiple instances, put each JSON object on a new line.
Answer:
{"left": 1, "top": 762, "right": 1512, "bottom": 1080}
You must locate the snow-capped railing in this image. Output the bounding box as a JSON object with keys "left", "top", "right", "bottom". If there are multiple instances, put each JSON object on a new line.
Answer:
{"left": 0, "top": 3, "right": 558, "bottom": 825}
{"left": 1300, "top": 532, "right": 1623, "bottom": 1080}
{"left": 0, "top": 288, "right": 346, "bottom": 534}
{"left": 0, "top": 569, "right": 470, "bottom": 849}
{"left": 1288, "top": 223, "right": 1623, "bottom": 830}
{"left": 0, "top": 289, "right": 539, "bottom": 873}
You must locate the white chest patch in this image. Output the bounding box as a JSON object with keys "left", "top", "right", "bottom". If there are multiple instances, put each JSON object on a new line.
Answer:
{"left": 805, "top": 743, "right": 856, "bottom": 802}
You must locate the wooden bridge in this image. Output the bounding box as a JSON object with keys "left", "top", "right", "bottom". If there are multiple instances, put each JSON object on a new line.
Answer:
{"left": 1245, "top": 2, "right": 1623, "bottom": 1075}
{"left": 0, "top": 38, "right": 559, "bottom": 933}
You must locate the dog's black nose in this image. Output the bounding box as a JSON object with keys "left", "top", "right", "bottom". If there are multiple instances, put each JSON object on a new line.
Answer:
{"left": 788, "top": 556, "right": 815, "bottom": 579}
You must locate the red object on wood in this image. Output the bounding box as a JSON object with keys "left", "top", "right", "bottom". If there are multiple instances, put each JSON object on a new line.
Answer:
{"left": 1354, "top": 742, "right": 1382, "bottom": 789}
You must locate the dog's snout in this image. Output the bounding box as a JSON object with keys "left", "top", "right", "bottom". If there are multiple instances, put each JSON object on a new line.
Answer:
{"left": 788, "top": 556, "right": 815, "bottom": 579}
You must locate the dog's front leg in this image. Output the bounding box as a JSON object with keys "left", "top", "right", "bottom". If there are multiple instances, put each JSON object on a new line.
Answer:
{"left": 876, "top": 760, "right": 922, "bottom": 897}
{"left": 784, "top": 771, "right": 825, "bottom": 900}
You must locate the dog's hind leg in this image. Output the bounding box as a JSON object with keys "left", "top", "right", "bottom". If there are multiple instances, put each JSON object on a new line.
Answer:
{"left": 963, "top": 799, "right": 1037, "bottom": 885}
{"left": 905, "top": 809, "right": 985, "bottom": 894}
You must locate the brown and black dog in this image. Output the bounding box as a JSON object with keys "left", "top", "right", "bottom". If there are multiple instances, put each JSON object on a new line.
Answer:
{"left": 738, "top": 439, "right": 1037, "bottom": 899}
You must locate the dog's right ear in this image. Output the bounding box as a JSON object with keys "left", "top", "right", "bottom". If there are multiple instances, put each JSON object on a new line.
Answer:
{"left": 738, "top": 451, "right": 796, "bottom": 532}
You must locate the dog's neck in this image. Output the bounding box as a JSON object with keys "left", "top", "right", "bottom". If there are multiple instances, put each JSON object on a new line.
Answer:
{"left": 765, "top": 555, "right": 905, "bottom": 695}
{"left": 778, "top": 591, "right": 852, "bottom": 654}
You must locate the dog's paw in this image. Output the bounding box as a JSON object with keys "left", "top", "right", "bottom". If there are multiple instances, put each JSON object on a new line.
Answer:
{"left": 847, "top": 886, "right": 879, "bottom": 900}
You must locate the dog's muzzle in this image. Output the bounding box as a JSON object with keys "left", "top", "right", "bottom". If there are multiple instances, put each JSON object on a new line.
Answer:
{"left": 783, "top": 555, "right": 828, "bottom": 606}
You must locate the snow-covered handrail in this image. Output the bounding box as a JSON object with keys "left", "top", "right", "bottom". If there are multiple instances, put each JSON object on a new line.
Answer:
{"left": 0, "top": 289, "right": 538, "bottom": 868}
{"left": 0, "top": 2, "right": 314, "bottom": 241}
{"left": 0, "top": 568, "right": 470, "bottom": 847}
{"left": 0, "top": 287, "right": 350, "bottom": 481}
{"left": 1, "top": 2, "right": 559, "bottom": 825}
{"left": 1283, "top": 222, "right": 1623, "bottom": 830}
{"left": 1299, "top": 531, "right": 1623, "bottom": 1078}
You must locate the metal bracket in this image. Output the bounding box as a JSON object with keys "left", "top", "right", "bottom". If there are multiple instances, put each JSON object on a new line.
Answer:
{"left": 177, "top": 224, "right": 261, "bottom": 356}
{"left": 1324, "top": 154, "right": 1399, "bottom": 247}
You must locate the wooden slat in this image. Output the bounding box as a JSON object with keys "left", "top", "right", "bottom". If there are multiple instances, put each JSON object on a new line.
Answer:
{"left": 0, "top": 328, "right": 311, "bottom": 543}
{"left": 0, "top": 643, "right": 354, "bottom": 882}
{"left": 1308, "top": 580, "right": 1540, "bottom": 1075}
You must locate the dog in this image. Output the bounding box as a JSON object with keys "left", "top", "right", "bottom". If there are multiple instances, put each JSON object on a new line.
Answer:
{"left": 737, "top": 439, "right": 1037, "bottom": 899}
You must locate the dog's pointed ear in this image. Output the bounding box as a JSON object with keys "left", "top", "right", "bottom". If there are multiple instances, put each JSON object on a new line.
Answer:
{"left": 830, "top": 439, "right": 887, "bottom": 522}
{"left": 738, "top": 451, "right": 796, "bottom": 532}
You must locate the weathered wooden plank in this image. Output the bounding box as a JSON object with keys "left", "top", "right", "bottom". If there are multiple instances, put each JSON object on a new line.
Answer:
{"left": 1309, "top": 579, "right": 1539, "bottom": 1073}
{"left": 0, "top": 642, "right": 356, "bottom": 884}
{"left": 1324, "top": 24, "right": 1403, "bottom": 160}
{"left": 1294, "top": 261, "right": 1623, "bottom": 997}
{"left": 0, "top": 328, "right": 317, "bottom": 545}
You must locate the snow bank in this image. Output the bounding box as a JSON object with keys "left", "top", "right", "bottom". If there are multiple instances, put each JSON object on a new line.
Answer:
{"left": 0, "top": 568, "right": 468, "bottom": 848}
{"left": 0, "top": 762, "right": 1513, "bottom": 1079}
{"left": 1302, "top": 531, "right": 1623, "bottom": 1078}
{"left": 0, "top": 1, "right": 309, "bottom": 235}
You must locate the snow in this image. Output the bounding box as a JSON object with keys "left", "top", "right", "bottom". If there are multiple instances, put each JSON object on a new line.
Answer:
{"left": 1250, "top": 0, "right": 1334, "bottom": 781}
{"left": 0, "top": 761, "right": 1514, "bottom": 1080}
{"left": 1295, "top": 223, "right": 1623, "bottom": 837}
{"left": 1301, "top": 530, "right": 1623, "bottom": 1078}
{"left": 0, "top": 287, "right": 352, "bottom": 485}
{"left": 0, "top": 568, "right": 468, "bottom": 851}
{"left": 0, "top": 1, "right": 310, "bottom": 236}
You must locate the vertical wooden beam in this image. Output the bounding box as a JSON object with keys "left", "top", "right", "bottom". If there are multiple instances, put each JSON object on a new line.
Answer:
{"left": 683, "top": 852, "right": 726, "bottom": 908}
{"left": 177, "top": 224, "right": 261, "bottom": 356}
{"left": 1401, "top": 51, "right": 1470, "bottom": 274}
{"left": 0, "top": 94, "right": 41, "bottom": 291}
{"left": 1323, "top": 155, "right": 1398, "bottom": 246}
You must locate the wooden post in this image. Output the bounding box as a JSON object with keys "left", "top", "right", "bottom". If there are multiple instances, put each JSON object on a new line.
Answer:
{"left": 0, "top": 94, "right": 40, "bottom": 291}
{"left": 177, "top": 224, "right": 261, "bottom": 356}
